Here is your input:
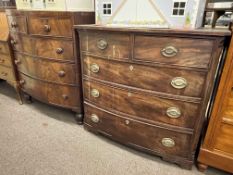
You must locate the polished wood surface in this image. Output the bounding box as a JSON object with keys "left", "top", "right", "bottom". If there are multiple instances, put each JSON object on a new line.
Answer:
{"left": 198, "top": 28, "right": 233, "bottom": 173}
{"left": 77, "top": 26, "right": 229, "bottom": 169}
{"left": 6, "top": 9, "right": 95, "bottom": 121}
{"left": 0, "top": 9, "right": 21, "bottom": 104}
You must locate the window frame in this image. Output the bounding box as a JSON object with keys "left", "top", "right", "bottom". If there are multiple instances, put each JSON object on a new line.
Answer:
{"left": 102, "top": 2, "right": 112, "bottom": 16}
{"left": 171, "top": 0, "right": 187, "bottom": 17}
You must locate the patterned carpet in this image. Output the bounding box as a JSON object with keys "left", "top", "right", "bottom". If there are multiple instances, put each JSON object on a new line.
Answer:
{"left": 0, "top": 82, "right": 230, "bottom": 175}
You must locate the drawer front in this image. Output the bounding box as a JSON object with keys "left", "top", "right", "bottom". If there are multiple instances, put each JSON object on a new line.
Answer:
{"left": 15, "top": 53, "right": 76, "bottom": 84}
{"left": 0, "top": 65, "right": 14, "bottom": 81}
{"left": 15, "top": 53, "right": 48, "bottom": 79}
{"left": 10, "top": 34, "right": 29, "bottom": 53}
{"left": 83, "top": 56, "right": 206, "bottom": 98}
{"left": 19, "top": 73, "right": 48, "bottom": 101}
{"left": 84, "top": 80, "right": 200, "bottom": 129}
{"left": 214, "top": 124, "right": 233, "bottom": 155}
{"left": 34, "top": 38, "right": 74, "bottom": 61}
{"left": 0, "top": 54, "right": 12, "bottom": 67}
{"left": 7, "top": 15, "right": 27, "bottom": 34}
{"left": 19, "top": 73, "right": 80, "bottom": 108}
{"left": 80, "top": 32, "right": 130, "bottom": 59}
{"left": 28, "top": 17, "right": 73, "bottom": 37}
{"left": 134, "top": 36, "right": 213, "bottom": 69}
{"left": 0, "top": 42, "right": 9, "bottom": 54}
{"left": 84, "top": 104, "right": 191, "bottom": 158}
{"left": 47, "top": 84, "right": 80, "bottom": 108}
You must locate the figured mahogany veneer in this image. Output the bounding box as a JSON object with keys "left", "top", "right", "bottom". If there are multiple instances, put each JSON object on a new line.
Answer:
{"left": 6, "top": 10, "right": 94, "bottom": 122}
{"left": 76, "top": 25, "right": 230, "bottom": 169}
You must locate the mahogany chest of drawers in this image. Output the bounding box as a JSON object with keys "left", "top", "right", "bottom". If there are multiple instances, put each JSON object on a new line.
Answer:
{"left": 198, "top": 29, "right": 233, "bottom": 173}
{"left": 6, "top": 10, "right": 94, "bottom": 122}
{"left": 76, "top": 25, "right": 231, "bottom": 169}
{"left": 0, "top": 9, "right": 21, "bottom": 103}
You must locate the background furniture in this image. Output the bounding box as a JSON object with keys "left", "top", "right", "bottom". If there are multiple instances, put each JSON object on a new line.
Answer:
{"left": 197, "top": 28, "right": 233, "bottom": 173}
{"left": 6, "top": 10, "right": 94, "bottom": 123}
{"left": 0, "top": 0, "right": 16, "bottom": 8}
{"left": 76, "top": 25, "right": 230, "bottom": 169}
{"left": 0, "top": 8, "right": 21, "bottom": 103}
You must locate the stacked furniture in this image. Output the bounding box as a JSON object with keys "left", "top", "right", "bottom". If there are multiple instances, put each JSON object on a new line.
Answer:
{"left": 198, "top": 28, "right": 233, "bottom": 173}
{"left": 0, "top": 8, "right": 21, "bottom": 103}
{"left": 76, "top": 25, "right": 230, "bottom": 169}
{"left": 6, "top": 9, "right": 94, "bottom": 122}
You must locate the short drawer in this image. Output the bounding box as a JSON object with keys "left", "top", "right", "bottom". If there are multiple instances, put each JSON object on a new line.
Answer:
{"left": 34, "top": 38, "right": 74, "bottom": 61}
{"left": 80, "top": 32, "right": 130, "bottom": 59}
{"left": 0, "top": 54, "right": 12, "bottom": 67}
{"left": 214, "top": 123, "right": 233, "bottom": 155}
{"left": 134, "top": 36, "right": 213, "bottom": 69}
{"left": 47, "top": 84, "right": 80, "bottom": 108}
{"left": 83, "top": 56, "right": 207, "bottom": 98}
{"left": 7, "top": 15, "right": 27, "bottom": 34}
{"left": 15, "top": 53, "right": 76, "bottom": 84}
{"left": 84, "top": 80, "right": 200, "bottom": 129}
{"left": 84, "top": 104, "right": 192, "bottom": 158}
{"left": 0, "top": 42, "right": 9, "bottom": 54}
{"left": 28, "top": 16, "right": 73, "bottom": 37}
{"left": 0, "top": 65, "right": 14, "bottom": 81}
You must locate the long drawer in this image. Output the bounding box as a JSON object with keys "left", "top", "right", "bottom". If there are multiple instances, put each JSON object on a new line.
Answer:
{"left": 0, "top": 65, "right": 15, "bottom": 81}
{"left": 84, "top": 103, "right": 192, "bottom": 158}
{"left": 15, "top": 53, "right": 76, "bottom": 85}
{"left": 19, "top": 73, "right": 80, "bottom": 108}
{"left": 0, "top": 54, "right": 12, "bottom": 67}
{"left": 83, "top": 56, "right": 207, "bottom": 98}
{"left": 84, "top": 80, "right": 200, "bottom": 129}
{"left": 10, "top": 35, "right": 74, "bottom": 61}
{"left": 134, "top": 35, "right": 213, "bottom": 69}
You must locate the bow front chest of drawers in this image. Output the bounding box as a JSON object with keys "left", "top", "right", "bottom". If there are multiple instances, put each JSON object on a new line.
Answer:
{"left": 6, "top": 10, "right": 94, "bottom": 122}
{"left": 76, "top": 25, "right": 231, "bottom": 169}
{"left": 0, "top": 9, "right": 21, "bottom": 103}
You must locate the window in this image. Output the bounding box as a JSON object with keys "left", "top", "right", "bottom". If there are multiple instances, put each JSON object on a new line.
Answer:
{"left": 172, "top": 1, "right": 186, "bottom": 16}
{"left": 103, "top": 2, "right": 112, "bottom": 16}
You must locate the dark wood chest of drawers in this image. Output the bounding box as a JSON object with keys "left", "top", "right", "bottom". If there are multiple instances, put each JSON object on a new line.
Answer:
{"left": 6, "top": 10, "right": 94, "bottom": 122}
{"left": 76, "top": 25, "right": 230, "bottom": 169}
{"left": 198, "top": 30, "right": 233, "bottom": 173}
{"left": 0, "top": 9, "right": 21, "bottom": 103}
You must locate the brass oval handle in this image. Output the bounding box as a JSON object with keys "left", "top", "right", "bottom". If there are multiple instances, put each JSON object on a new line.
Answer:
{"left": 171, "top": 77, "right": 188, "bottom": 89}
{"left": 161, "top": 138, "right": 175, "bottom": 148}
{"left": 166, "top": 107, "right": 181, "bottom": 119}
{"left": 58, "top": 70, "right": 66, "bottom": 77}
{"left": 11, "top": 39, "right": 17, "bottom": 45}
{"left": 91, "top": 114, "right": 99, "bottom": 123}
{"left": 0, "top": 59, "right": 4, "bottom": 63}
{"left": 14, "top": 59, "right": 21, "bottom": 65}
{"left": 56, "top": 48, "right": 64, "bottom": 54}
{"left": 91, "top": 89, "right": 100, "bottom": 98}
{"left": 97, "top": 39, "right": 108, "bottom": 50}
{"left": 19, "top": 79, "right": 25, "bottom": 85}
{"left": 62, "top": 94, "right": 69, "bottom": 100}
{"left": 161, "top": 46, "right": 178, "bottom": 58}
{"left": 44, "top": 25, "right": 51, "bottom": 32}
{"left": 90, "top": 63, "right": 100, "bottom": 73}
